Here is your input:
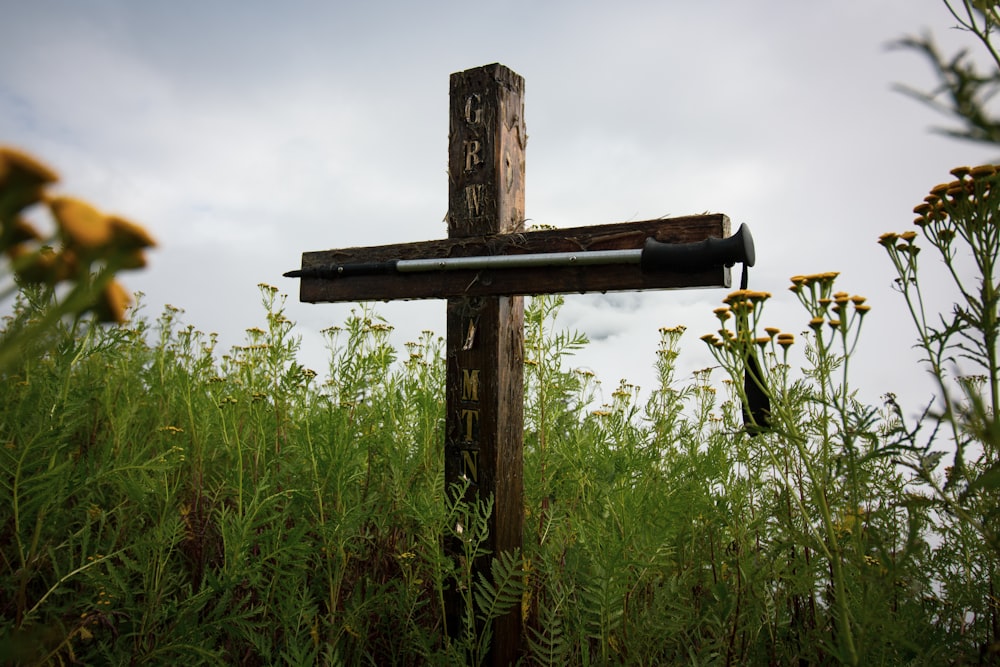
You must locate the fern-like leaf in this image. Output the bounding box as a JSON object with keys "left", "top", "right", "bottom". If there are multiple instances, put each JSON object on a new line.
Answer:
{"left": 474, "top": 548, "right": 525, "bottom": 623}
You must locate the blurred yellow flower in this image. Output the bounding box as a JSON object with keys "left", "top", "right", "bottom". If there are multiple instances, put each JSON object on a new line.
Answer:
{"left": 0, "top": 147, "right": 58, "bottom": 186}
{"left": 108, "top": 215, "right": 156, "bottom": 250}
{"left": 93, "top": 280, "right": 132, "bottom": 324}
{"left": 49, "top": 196, "right": 114, "bottom": 250}
{"left": 0, "top": 148, "right": 59, "bottom": 216}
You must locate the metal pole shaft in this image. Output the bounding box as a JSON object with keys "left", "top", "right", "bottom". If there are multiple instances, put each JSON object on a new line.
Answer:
{"left": 395, "top": 248, "right": 641, "bottom": 273}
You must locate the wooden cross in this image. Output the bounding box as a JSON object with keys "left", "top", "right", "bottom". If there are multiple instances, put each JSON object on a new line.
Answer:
{"left": 288, "top": 63, "right": 744, "bottom": 665}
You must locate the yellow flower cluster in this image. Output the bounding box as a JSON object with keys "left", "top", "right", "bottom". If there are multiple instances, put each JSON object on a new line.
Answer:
{"left": 884, "top": 163, "right": 1000, "bottom": 261}
{"left": 912, "top": 164, "right": 999, "bottom": 227}
{"left": 701, "top": 290, "right": 791, "bottom": 355}
{"left": 0, "top": 147, "right": 156, "bottom": 323}
{"left": 788, "top": 271, "right": 840, "bottom": 296}
{"left": 702, "top": 275, "right": 869, "bottom": 368}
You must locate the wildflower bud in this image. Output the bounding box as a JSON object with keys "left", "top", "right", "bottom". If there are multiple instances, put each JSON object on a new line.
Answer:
{"left": 971, "top": 164, "right": 996, "bottom": 179}
{"left": 6, "top": 217, "right": 42, "bottom": 245}
{"left": 808, "top": 317, "right": 824, "bottom": 330}
{"left": 777, "top": 333, "right": 794, "bottom": 347}
{"left": 50, "top": 196, "right": 114, "bottom": 250}
{"left": 712, "top": 306, "right": 732, "bottom": 322}
{"left": 108, "top": 215, "right": 156, "bottom": 251}
{"left": 0, "top": 147, "right": 59, "bottom": 217}
{"left": 946, "top": 185, "right": 968, "bottom": 200}
{"left": 949, "top": 166, "right": 971, "bottom": 180}
{"left": 855, "top": 304, "right": 871, "bottom": 315}
{"left": 723, "top": 289, "right": 753, "bottom": 305}
{"left": 878, "top": 232, "right": 899, "bottom": 248}
{"left": 764, "top": 327, "right": 781, "bottom": 338}
{"left": 93, "top": 280, "right": 132, "bottom": 324}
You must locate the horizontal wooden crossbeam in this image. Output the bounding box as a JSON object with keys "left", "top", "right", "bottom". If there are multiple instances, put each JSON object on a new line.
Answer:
{"left": 294, "top": 214, "right": 733, "bottom": 302}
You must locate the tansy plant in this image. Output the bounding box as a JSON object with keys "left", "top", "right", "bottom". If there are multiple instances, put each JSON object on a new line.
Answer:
{"left": 0, "top": 146, "right": 155, "bottom": 369}
{"left": 881, "top": 163, "right": 1000, "bottom": 551}
{"left": 701, "top": 277, "right": 873, "bottom": 666}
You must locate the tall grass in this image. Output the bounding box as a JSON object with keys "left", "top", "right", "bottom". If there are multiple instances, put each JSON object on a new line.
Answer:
{"left": 1, "top": 231, "right": 996, "bottom": 664}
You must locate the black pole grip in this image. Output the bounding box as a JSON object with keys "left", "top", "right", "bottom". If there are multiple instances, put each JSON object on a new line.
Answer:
{"left": 283, "top": 260, "right": 399, "bottom": 279}
{"left": 640, "top": 223, "right": 755, "bottom": 273}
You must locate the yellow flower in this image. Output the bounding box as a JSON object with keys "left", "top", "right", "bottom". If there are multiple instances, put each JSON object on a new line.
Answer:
{"left": 0, "top": 147, "right": 59, "bottom": 187}
{"left": 713, "top": 306, "right": 732, "bottom": 321}
{"left": 49, "top": 196, "right": 114, "bottom": 250}
{"left": 108, "top": 215, "right": 156, "bottom": 250}
{"left": 7, "top": 217, "right": 42, "bottom": 244}
{"left": 777, "top": 333, "right": 794, "bottom": 347}
{"left": 949, "top": 166, "right": 971, "bottom": 180}
{"left": 971, "top": 164, "right": 996, "bottom": 179}
{"left": 878, "top": 232, "right": 899, "bottom": 248}
{"left": 116, "top": 250, "right": 148, "bottom": 270}
{"left": 8, "top": 245, "right": 79, "bottom": 284}
{"left": 764, "top": 327, "right": 781, "bottom": 337}
{"left": 808, "top": 317, "right": 824, "bottom": 330}
{"left": 93, "top": 280, "right": 132, "bottom": 324}
{"left": 0, "top": 147, "right": 59, "bottom": 216}
{"left": 723, "top": 289, "right": 753, "bottom": 305}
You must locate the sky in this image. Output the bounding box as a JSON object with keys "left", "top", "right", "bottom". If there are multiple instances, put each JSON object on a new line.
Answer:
{"left": 1, "top": 0, "right": 997, "bottom": 418}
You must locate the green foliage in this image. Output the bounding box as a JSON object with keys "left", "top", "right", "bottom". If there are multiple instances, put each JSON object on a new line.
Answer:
{"left": 0, "top": 268, "right": 995, "bottom": 665}
{"left": 892, "top": 0, "right": 1000, "bottom": 147}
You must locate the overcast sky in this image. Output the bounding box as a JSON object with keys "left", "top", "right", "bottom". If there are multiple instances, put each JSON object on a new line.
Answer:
{"left": 2, "top": 1, "right": 997, "bottom": 417}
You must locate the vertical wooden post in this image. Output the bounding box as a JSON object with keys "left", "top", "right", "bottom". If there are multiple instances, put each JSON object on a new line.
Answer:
{"left": 445, "top": 63, "right": 525, "bottom": 664}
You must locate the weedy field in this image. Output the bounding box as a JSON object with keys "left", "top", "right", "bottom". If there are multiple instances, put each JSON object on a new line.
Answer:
{"left": 1, "top": 183, "right": 999, "bottom": 665}
{"left": 4, "top": 2, "right": 1000, "bottom": 661}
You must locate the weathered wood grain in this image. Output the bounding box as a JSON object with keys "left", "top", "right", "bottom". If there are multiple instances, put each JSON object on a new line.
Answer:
{"left": 297, "top": 214, "right": 732, "bottom": 302}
